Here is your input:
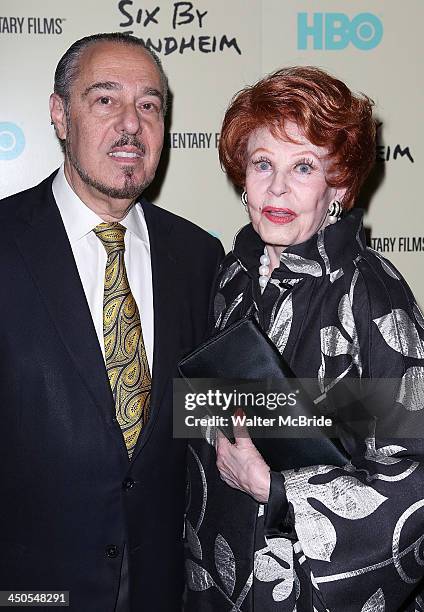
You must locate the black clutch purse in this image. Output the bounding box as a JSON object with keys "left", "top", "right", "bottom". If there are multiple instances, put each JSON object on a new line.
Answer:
{"left": 179, "top": 315, "right": 293, "bottom": 380}
{"left": 178, "top": 316, "right": 348, "bottom": 470}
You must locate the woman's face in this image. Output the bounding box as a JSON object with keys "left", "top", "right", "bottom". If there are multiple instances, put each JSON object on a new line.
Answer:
{"left": 245, "top": 122, "right": 346, "bottom": 261}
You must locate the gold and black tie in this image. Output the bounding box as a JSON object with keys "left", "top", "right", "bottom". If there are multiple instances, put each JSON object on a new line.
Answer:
{"left": 94, "top": 223, "right": 151, "bottom": 458}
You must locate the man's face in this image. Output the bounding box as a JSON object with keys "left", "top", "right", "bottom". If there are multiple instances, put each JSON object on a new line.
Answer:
{"left": 51, "top": 41, "right": 165, "bottom": 205}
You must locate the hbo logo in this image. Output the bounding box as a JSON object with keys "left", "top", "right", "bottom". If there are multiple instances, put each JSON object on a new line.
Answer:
{"left": 0, "top": 122, "right": 25, "bottom": 160}
{"left": 298, "top": 13, "right": 383, "bottom": 50}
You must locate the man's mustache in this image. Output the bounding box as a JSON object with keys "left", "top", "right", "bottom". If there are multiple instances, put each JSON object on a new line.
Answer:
{"left": 110, "top": 134, "right": 145, "bottom": 153}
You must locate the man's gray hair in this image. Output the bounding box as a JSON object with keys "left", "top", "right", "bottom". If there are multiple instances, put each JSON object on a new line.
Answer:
{"left": 54, "top": 32, "right": 168, "bottom": 114}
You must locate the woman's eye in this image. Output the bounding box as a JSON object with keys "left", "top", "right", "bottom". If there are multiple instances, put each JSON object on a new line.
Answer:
{"left": 296, "top": 163, "right": 313, "bottom": 174}
{"left": 254, "top": 159, "right": 271, "bottom": 171}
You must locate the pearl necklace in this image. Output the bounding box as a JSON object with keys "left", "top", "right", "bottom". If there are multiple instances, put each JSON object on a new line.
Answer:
{"left": 258, "top": 247, "right": 271, "bottom": 290}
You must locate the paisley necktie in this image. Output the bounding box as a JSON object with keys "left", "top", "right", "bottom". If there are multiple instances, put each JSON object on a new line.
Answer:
{"left": 94, "top": 223, "right": 151, "bottom": 458}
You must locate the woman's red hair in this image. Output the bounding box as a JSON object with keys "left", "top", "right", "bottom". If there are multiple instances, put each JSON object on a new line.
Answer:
{"left": 219, "top": 66, "right": 375, "bottom": 209}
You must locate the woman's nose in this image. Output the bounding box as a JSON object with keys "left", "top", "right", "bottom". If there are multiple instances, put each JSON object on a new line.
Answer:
{"left": 268, "top": 171, "right": 288, "bottom": 197}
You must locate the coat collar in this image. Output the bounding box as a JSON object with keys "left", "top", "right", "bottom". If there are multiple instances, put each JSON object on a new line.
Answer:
{"left": 129, "top": 196, "right": 180, "bottom": 461}
{"left": 233, "top": 208, "right": 366, "bottom": 280}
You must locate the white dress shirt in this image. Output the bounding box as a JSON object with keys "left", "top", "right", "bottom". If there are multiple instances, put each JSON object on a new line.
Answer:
{"left": 52, "top": 165, "right": 154, "bottom": 371}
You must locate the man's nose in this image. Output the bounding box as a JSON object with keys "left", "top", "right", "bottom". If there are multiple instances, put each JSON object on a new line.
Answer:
{"left": 115, "top": 103, "right": 142, "bottom": 135}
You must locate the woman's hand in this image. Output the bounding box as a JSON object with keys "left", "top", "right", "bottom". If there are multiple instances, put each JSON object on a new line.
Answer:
{"left": 215, "top": 414, "right": 271, "bottom": 503}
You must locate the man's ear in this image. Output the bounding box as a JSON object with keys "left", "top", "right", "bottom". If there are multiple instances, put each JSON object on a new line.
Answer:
{"left": 49, "top": 93, "right": 68, "bottom": 140}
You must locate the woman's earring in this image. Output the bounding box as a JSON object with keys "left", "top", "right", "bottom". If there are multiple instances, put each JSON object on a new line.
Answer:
{"left": 241, "top": 190, "right": 248, "bottom": 209}
{"left": 327, "top": 200, "right": 342, "bottom": 224}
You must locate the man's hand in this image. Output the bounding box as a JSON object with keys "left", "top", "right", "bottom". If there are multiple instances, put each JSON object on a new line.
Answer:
{"left": 215, "top": 412, "right": 271, "bottom": 503}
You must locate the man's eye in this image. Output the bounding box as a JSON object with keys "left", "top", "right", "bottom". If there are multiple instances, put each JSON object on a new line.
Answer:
{"left": 142, "top": 102, "right": 157, "bottom": 111}
{"left": 99, "top": 97, "right": 111, "bottom": 105}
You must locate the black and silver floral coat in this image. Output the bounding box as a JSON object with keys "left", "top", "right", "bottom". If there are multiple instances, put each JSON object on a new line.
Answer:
{"left": 185, "top": 209, "right": 424, "bottom": 612}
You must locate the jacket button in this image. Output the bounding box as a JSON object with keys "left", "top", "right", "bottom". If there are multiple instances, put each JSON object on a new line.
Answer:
{"left": 122, "top": 477, "right": 135, "bottom": 490}
{"left": 105, "top": 544, "right": 119, "bottom": 558}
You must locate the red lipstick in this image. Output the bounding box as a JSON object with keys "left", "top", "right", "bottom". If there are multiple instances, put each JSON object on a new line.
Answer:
{"left": 262, "top": 207, "right": 297, "bottom": 225}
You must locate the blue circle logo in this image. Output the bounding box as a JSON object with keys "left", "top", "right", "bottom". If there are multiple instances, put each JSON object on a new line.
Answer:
{"left": 0, "top": 122, "right": 25, "bottom": 160}
{"left": 352, "top": 13, "right": 383, "bottom": 50}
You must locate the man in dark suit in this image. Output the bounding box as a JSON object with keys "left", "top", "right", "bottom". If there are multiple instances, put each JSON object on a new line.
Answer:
{"left": 0, "top": 33, "right": 223, "bottom": 611}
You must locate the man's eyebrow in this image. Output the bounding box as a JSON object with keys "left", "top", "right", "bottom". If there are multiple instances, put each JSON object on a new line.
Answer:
{"left": 81, "top": 82, "right": 164, "bottom": 109}
{"left": 82, "top": 81, "right": 122, "bottom": 96}
{"left": 144, "top": 88, "right": 164, "bottom": 107}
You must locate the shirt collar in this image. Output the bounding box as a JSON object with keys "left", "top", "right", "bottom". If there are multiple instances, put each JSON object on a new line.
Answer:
{"left": 121, "top": 201, "right": 150, "bottom": 247}
{"left": 52, "top": 164, "right": 149, "bottom": 245}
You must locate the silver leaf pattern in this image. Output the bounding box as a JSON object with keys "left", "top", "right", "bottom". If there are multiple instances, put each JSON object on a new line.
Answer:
{"left": 330, "top": 268, "right": 344, "bottom": 283}
{"left": 272, "top": 278, "right": 300, "bottom": 290}
{"left": 220, "top": 293, "right": 244, "bottom": 329}
{"left": 272, "top": 577, "right": 294, "bottom": 602}
{"left": 338, "top": 294, "right": 355, "bottom": 339}
{"left": 317, "top": 231, "right": 331, "bottom": 274}
{"left": 186, "top": 559, "right": 214, "bottom": 591}
{"left": 186, "top": 519, "right": 202, "bottom": 560}
{"left": 361, "top": 588, "right": 385, "bottom": 611}
{"left": 413, "top": 303, "right": 424, "bottom": 331}
{"left": 219, "top": 261, "right": 242, "bottom": 289}
{"left": 294, "top": 571, "right": 301, "bottom": 600}
{"left": 283, "top": 465, "right": 387, "bottom": 562}
{"left": 188, "top": 445, "right": 208, "bottom": 532}
{"left": 369, "top": 248, "right": 400, "bottom": 280}
{"left": 321, "top": 289, "right": 360, "bottom": 367}
{"left": 254, "top": 551, "right": 288, "bottom": 581}
{"left": 268, "top": 293, "right": 293, "bottom": 354}
{"left": 373, "top": 309, "right": 424, "bottom": 359}
{"left": 344, "top": 456, "right": 419, "bottom": 483}
{"left": 293, "top": 504, "right": 337, "bottom": 562}
{"left": 317, "top": 360, "right": 326, "bottom": 394}
{"left": 321, "top": 325, "right": 352, "bottom": 357}
{"left": 260, "top": 538, "right": 296, "bottom": 602}
{"left": 280, "top": 252, "right": 323, "bottom": 277}
{"left": 365, "top": 437, "right": 406, "bottom": 464}
{"left": 310, "top": 477, "right": 387, "bottom": 520}
{"left": 392, "top": 499, "right": 424, "bottom": 584}
{"left": 234, "top": 571, "right": 254, "bottom": 610}
{"left": 396, "top": 367, "right": 424, "bottom": 411}
{"left": 266, "top": 536, "right": 293, "bottom": 562}
{"left": 379, "top": 258, "right": 400, "bottom": 281}
{"left": 349, "top": 268, "right": 359, "bottom": 305}
{"left": 214, "top": 534, "right": 236, "bottom": 597}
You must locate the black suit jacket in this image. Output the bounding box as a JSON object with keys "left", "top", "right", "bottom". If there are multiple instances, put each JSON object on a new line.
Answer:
{"left": 0, "top": 173, "right": 223, "bottom": 611}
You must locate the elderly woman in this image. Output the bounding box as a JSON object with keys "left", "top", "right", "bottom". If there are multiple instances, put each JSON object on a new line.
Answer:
{"left": 184, "top": 67, "right": 424, "bottom": 611}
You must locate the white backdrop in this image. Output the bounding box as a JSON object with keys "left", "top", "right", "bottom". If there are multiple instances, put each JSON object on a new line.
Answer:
{"left": 1, "top": 0, "right": 422, "bottom": 303}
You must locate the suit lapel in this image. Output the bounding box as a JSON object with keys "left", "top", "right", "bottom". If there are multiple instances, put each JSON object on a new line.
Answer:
{"left": 14, "top": 176, "right": 122, "bottom": 451}
{"left": 130, "top": 199, "right": 181, "bottom": 459}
